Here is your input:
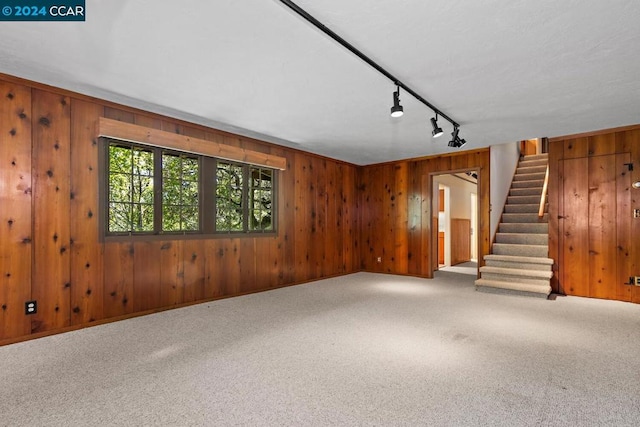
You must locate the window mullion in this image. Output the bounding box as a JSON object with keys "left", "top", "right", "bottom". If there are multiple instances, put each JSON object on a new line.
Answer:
{"left": 154, "top": 147, "right": 163, "bottom": 234}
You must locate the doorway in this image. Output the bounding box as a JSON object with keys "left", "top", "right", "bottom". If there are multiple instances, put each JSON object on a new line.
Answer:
{"left": 432, "top": 171, "right": 478, "bottom": 276}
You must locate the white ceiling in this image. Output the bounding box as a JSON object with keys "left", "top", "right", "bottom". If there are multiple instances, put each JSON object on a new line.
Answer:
{"left": 1, "top": 0, "right": 639, "bottom": 165}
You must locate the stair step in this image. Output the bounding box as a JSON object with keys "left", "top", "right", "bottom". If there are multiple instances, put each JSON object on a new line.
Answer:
{"left": 498, "top": 222, "right": 548, "bottom": 234}
{"left": 513, "top": 172, "right": 546, "bottom": 181}
{"left": 475, "top": 279, "right": 551, "bottom": 298}
{"left": 511, "top": 179, "right": 544, "bottom": 189}
{"left": 493, "top": 243, "right": 548, "bottom": 257}
{"left": 509, "top": 187, "right": 543, "bottom": 197}
{"left": 516, "top": 165, "right": 547, "bottom": 175}
{"left": 507, "top": 195, "right": 542, "bottom": 204}
{"left": 480, "top": 266, "right": 553, "bottom": 279}
{"left": 518, "top": 159, "right": 548, "bottom": 168}
{"left": 484, "top": 254, "right": 553, "bottom": 265}
{"left": 504, "top": 203, "right": 546, "bottom": 213}
{"left": 502, "top": 213, "right": 548, "bottom": 223}
{"left": 485, "top": 258, "right": 553, "bottom": 272}
{"left": 495, "top": 233, "right": 548, "bottom": 245}
{"left": 522, "top": 153, "right": 548, "bottom": 161}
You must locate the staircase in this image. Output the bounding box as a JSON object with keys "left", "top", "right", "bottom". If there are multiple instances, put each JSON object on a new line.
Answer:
{"left": 475, "top": 153, "right": 553, "bottom": 298}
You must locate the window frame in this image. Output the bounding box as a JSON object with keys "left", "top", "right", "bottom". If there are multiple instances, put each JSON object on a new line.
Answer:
{"left": 100, "top": 137, "right": 278, "bottom": 240}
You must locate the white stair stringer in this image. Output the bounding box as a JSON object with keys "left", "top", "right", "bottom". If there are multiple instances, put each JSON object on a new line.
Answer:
{"left": 475, "top": 153, "right": 553, "bottom": 298}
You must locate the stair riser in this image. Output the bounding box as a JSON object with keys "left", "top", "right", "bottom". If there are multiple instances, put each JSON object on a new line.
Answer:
{"left": 501, "top": 214, "right": 548, "bottom": 223}
{"left": 499, "top": 223, "right": 548, "bottom": 233}
{"left": 513, "top": 173, "right": 546, "bottom": 182}
{"left": 518, "top": 160, "right": 548, "bottom": 168}
{"left": 493, "top": 244, "right": 548, "bottom": 257}
{"left": 481, "top": 274, "right": 551, "bottom": 287}
{"left": 484, "top": 260, "right": 552, "bottom": 271}
{"left": 511, "top": 180, "right": 544, "bottom": 188}
{"left": 522, "top": 154, "right": 549, "bottom": 161}
{"left": 504, "top": 204, "right": 546, "bottom": 213}
{"left": 516, "top": 166, "right": 547, "bottom": 175}
{"left": 495, "top": 233, "right": 548, "bottom": 245}
{"left": 509, "top": 188, "right": 542, "bottom": 197}
{"left": 507, "top": 195, "right": 541, "bottom": 204}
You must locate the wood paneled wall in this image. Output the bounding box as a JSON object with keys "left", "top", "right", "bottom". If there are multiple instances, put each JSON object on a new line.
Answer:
{"left": 0, "top": 75, "right": 359, "bottom": 343}
{"left": 549, "top": 126, "right": 640, "bottom": 303}
{"left": 359, "top": 151, "right": 490, "bottom": 277}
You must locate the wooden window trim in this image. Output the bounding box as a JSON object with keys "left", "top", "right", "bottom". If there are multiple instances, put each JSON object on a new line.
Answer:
{"left": 97, "top": 117, "right": 287, "bottom": 170}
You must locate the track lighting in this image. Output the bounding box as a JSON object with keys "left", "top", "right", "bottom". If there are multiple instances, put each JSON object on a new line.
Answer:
{"left": 390, "top": 87, "right": 403, "bottom": 118}
{"left": 431, "top": 116, "right": 443, "bottom": 138}
{"left": 279, "top": 0, "right": 465, "bottom": 148}
{"left": 448, "top": 126, "right": 466, "bottom": 148}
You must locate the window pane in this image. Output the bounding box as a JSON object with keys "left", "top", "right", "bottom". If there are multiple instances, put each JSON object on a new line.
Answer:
{"left": 162, "top": 152, "right": 200, "bottom": 232}
{"left": 108, "top": 142, "right": 154, "bottom": 234}
{"left": 108, "top": 202, "right": 131, "bottom": 233}
{"left": 249, "top": 167, "right": 273, "bottom": 231}
{"left": 216, "top": 162, "right": 244, "bottom": 231}
{"left": 132, "top": 203, "right": 154, "bottom": 232}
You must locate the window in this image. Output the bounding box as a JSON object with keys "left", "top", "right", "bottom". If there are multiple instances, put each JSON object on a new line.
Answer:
{"left": 104, "top": 139, "right": 276, "bottom": 237}
{"left": 216, "top": 162, "right": 274, "bottom": 232}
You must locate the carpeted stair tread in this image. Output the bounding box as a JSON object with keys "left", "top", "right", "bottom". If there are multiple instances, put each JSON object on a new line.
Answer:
{"left": 502, "top": 213, "right": 549, "bottom": 223}
{"left": 507, "top": 195, "right": 542, "bottom": 204}
{"left": 511, "top": 179, "right": 544, "bottom": 188}
{"left": 475, "top": 279, "right": 551, "bottom": 297}
{"left": 495, "top": 232, "right": 548, "bottom": 245}
{"left": 504, "top": 203, "right": 547, "bottom": 213}
{"left": 516, "top": 165, "right": 547, "bottom": 175}
{"left": 493, "top": 243, "right": 548, "bottom": 257}
{"left": 484, "top": 254, "right": 553, "bottom": 265}
{"left": 480, "top": 266, "right": 553, "bottom": 279}
{"left": 513, "top": 172, "right": 546, "bottom": 181}
{"left": 521, "top": 153, "right": 548, "bottom": 161}
{"left": 499, "top": 223, "right": 548, "bottom": 233}
{"left": 475, "top": 278, "right": 551, "bottom": 296}
{"left": 509, "top": 187, "right": 543, "bottom": 197}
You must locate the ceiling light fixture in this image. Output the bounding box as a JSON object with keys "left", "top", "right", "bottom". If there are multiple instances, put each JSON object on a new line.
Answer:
{"left": 390, "top": 86, "right": 404, "bottom": 118}
{"left": 278, "top": 0, "right": 465, "bottom": 147}
{"left": 448, "top": 126, "right": 466, "bottom": 148}
{"left": 431, "top": 115, "right": 443, "bottom": 138}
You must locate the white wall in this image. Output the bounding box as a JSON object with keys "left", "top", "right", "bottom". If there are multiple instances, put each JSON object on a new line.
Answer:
{"left": 490, "top": 142, "right": 520, "bottom": 241}
{"left": 434, "top": 174, "right": 476, "bottom": 219}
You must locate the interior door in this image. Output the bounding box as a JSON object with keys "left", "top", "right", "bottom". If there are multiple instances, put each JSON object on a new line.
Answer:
{"left": 560, "top": 153, "right": 631, "bottom": 301}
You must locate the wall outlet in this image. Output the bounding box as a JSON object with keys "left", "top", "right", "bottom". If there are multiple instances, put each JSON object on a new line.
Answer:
{"left": 634, "top": 209, "right": 640, "bottom": 218}
{"left": 635, "top": 277, "right": 640, "bottom": 286}
{"left": 25, "top": 300, "right": 37, "bottom": 315}
{"left": 376, "top": 256, "right": 382, "bottom": 263}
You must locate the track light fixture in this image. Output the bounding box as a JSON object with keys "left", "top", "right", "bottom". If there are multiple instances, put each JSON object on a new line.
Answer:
{"left": 448, "top": 126, "right": 466, "bottom": 148}
{"left": 390, "top": 86, "right": 404, "bottom": 118}
{"left": 278, "top": 0, "right": 465, "bottom": 148}
{"left": 431, "top": 115, "right": 443, "bottom": 138}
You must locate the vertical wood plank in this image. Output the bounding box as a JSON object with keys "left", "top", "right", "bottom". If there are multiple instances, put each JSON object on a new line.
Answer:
{"left": 159, "top": 241, "right": 182, "bottom": 307}
{"left": 69, "top": 99, "right": 104, "bottom": 325}
{"left": 103, "top": 242, "right": 134, "bottom": 317}
{"left": 616, "top": 153, "right": 632, "bottom": 301}
{"left": 182, "top": 240, "right": 205, "bottom": 302}
{"left": 133, "top": 241, "right": 162, "bottom": 312}
{"left": 0, "top": 81, "right": 32, "bottom": 340}
{"left": 561, "top": 157, "right": 589, "bottom": 296}
{"left": 588, "top": 155, "right": 618, "bottom": 299}
{"left": 31, "top": 89, "right": 71, "bottom": 333}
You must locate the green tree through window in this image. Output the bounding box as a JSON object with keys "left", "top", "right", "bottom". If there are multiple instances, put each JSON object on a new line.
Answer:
{"left": 104, "top": 139, "right": 276, "bottom": 236}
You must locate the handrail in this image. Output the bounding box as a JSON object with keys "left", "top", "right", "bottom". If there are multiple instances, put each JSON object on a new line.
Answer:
{"left": 538, "top": 164, "right": 549, "bottom": 217}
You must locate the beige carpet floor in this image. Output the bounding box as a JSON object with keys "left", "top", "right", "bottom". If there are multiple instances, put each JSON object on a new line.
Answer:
{"left": 1, "top": 271, "right": 640, "bottom": 426}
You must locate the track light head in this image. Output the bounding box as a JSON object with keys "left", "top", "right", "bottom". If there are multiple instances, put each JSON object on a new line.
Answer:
{"left": 448, "top": 127, "right": 465, "bottom": 148}
{"left": 431, "top": 117, "right": 443, "bottom": 138}
{"left": 390, "top": 87, "right": 403, "bottom": 118}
